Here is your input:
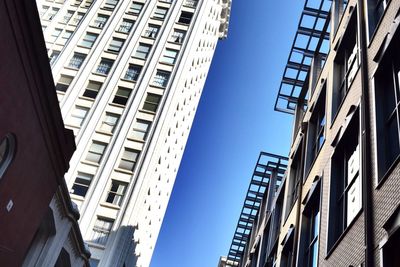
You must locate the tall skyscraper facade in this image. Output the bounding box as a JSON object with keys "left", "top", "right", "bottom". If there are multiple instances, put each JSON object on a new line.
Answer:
{"left": 35, "top": 0, "right": 231, "bottom": 266}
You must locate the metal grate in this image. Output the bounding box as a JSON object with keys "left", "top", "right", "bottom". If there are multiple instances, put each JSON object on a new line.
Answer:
{"left": 227, "top": 152, "right": 288, "bottom": 264}
{"left": 274, "top": 0, "right": 333, "bottom": 114}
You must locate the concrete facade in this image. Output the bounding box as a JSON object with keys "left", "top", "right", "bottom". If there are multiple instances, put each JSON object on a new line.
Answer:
{"left": 224, "top": 0, "right": 400, "bottom": 267}
{"left": 35, "top": 0, "right": 231, "bottom": 266}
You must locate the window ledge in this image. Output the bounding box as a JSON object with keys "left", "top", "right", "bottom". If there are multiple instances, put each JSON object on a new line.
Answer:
{"left": 92, "top": 72, "right": 109, "bottom": 77}
{"left": 115, "top": 168, "right": 134, "bottom": 175}
{"left": 159, "top": 61, "right": 175, "bottom": 67}
{"left": 149, "top": 84, "right": 167, "bottom": 90}
{"left": 81, "top": 160, "right": 100, "bottom": 167}
{"left": 108, "top": 102, "right": 126, "bottom": 109}
{"left": 95, "top": 130, "right": 113, "bottom": 137}
{"left": 100, "top": 202, "right": 121, "bottom": 210}
{"left": 126, "top": 137, "right": 146, "bottom": 143}
{"left": 120, "top": 78, "right": 137, "bottom": 83}
{"left": 78, "top": 95, "right": 96, "bottom": 102}
{"left": 64, "top": 66, "right": 80, "bottom": 71}
{"left": 167, "top": 41, "right": 183, "bottom": 45}
{"left": 86, "top": 241, "right": 106, "bottom": 249}
{"left": 140, "top": 109, "right": 157, "bottom": 115}
{"left": 70, "top": 194, "right": 85, "bottom": 201}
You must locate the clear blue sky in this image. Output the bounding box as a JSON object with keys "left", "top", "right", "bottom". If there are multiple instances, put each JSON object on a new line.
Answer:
{"left": 151, "top": 1, "right": 303, "bottom": 266}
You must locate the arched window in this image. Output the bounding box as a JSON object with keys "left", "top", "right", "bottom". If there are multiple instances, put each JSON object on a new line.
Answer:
{"left": 0, "top": 133, "right": 16, "bottom": 178}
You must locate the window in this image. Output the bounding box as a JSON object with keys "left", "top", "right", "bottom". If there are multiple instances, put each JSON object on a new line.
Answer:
{"left": 113, "top": 87, "right": 132, "bottom": 106}
{"left": 71, "top": 172, "right": 93, "bottom": 197}
{"left": 100, "top": 112, "right": 120, "bottom": 133}
{"left": 81, "top": 32, "right": 98, "bottom": 48}
{"left": 83, "top": 81, "right": 102, "bottom": 99}
{"left": 144, "top": 24, "right": 160, "bottom": 38}
{"left": 153, "top": 70, "right": 170, "bottom": 87}
{"left": 118, "top": 19, "right": 134, "bottom": 33}
{"left": 328, "top": 109, "right": 360, "bottom": 251}
{"left": 71, "top": 12, "right": 84, "bottom": 25}
{"left": 153, "top": 7, "right": 168, "bottom": 19}
{"left": 298, "top": 180, "right": 321, "bottom": 267}
{"left": 45, "top": 7, "right": 59, "bottom": 21}
{"left": 93, "top": 14, "right": 109, "bottom": 28}
{"left": 96, "top": 58, "right": 114, "bottom": 75}
{"left": 129, "top": 2, "right": 143, "bottom": 14}
{"left": 161, "top": 49, "right": 178, "bottom": 64}
{"left": 131, "top": 119, "right": 151, "bottom": 141}
{"left": 49, "top": 50, "right": 60, "bottom": 66}
{"left": 124, "top": 64, "right": 142, "bottom": 81}
{"left": 118, "top": 148, "right": 139, "bottom": 172}
{"left": 62, "top": 10, "right": 74, "bottom": 23}
{"left": 286, "top": 147, "right": 303, "bottom": 218}
{"left": 48, "top": 28, "right": 62, "bottom": 43}
{"left": 281, "top": 226, "right": 295, "bottom": 267}
{"left": 69, "top": 106, "right": 89, "bottom": 126}
{"left": 170, "top": 29, "right": 186, "bottom": 43}
{"left": 304, "top": 207, "right": 319, "bottom": 267}
{"left": 178, "top": 11, "right": 193, "bottom": 24}
{"left": 39, "top": 5, "right": 49, "bottom": 17}
{"left": 0, "top": 134, "right": 16, "bottom": 178}
{"left": 91, "top": 218, "right": 114, "bottom": 245}
{"left": 55, "top": 75, "right": 73, "bottom": 92}
{"left": 68, "top": 52, "right": 86, "bottom": 69}
{"left": 83, "top": 0, "right": 93, "bottom": 8}
{"left": 184, "top": 0, "right": 197, "bottom": 8}
{"left": 367, "top": 0, "right": 390, "bottom": 36}
{"left": 103, "top": 0, "right": 118, "bottom": 10}
{"left": 332, "top": 13, "right": 358, "bottom": 120}
{"left": 134, "top": 43, "right": 151, "bottom": 59}
{"left": 306, "top": 87, "right": 326, "bottom": 173}
{"left": 59, "top": 30, "right": 73, "bottom": 45}
{"left": 374, "top": 40, "right": 400, "bottom": 180}
{"left": 72, "top": 0, "right": 82, "bottom": 6}
{"left": 85, "top": 141, "right": 107, "bottom": 164}
{"left": 108, "top": 38, "right": 124, "bottom": 53}
{"left": 105, "top": 180, "right": 127, "bottom": 206}
{"left": 142, "top": 93, "right": 161, "bottom": 112}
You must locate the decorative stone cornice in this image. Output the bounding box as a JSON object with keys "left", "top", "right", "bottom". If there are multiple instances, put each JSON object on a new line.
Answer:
{"left": 218, "top": 0, "right": 232, "bottom": 39}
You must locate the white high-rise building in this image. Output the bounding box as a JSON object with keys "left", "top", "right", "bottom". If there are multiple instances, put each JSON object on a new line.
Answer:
{"left": 35, "top": 0, "right": 231, "bottom": 266}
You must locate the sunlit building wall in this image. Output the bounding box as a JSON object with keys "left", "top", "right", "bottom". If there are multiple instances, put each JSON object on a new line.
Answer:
{"left": 36, "top": 0, "right": 231, "bottom": 266}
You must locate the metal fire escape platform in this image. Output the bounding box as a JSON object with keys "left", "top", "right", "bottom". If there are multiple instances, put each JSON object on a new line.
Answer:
{"left": 274, "top": 0, "right": 332, "bottom": 115}
{"left": 227, "top": 152, "right": 288, "bottom": 264}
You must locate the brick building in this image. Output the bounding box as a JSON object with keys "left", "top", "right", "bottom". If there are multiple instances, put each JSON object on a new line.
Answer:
{"left": 0, "top": 0, "right": 89, "bottom": 266}
{"left": 224, "top": 0, "right": 400, "bottom": 266}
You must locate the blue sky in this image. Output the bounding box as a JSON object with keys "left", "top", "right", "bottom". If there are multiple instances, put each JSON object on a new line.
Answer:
{"left": 151, "top": 1, "right": 303, "bottom": 266}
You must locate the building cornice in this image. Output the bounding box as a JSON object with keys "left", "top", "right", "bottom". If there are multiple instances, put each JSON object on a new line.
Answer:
{"left": 218, "top": 0, "right": 232, "bottom": 39}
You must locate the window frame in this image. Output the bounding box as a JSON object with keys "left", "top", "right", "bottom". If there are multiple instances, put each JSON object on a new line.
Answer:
{"left": 118, "top": 148, "right": 140, "bottom": 172}
{"left": 95, "top": 58, "right": 114, "bottom": 75}
{"left": 112, "top": 87, "right": 132, "bottom": 106}
{"left": 71, "top": 172, "right": 94, "bottom": 197}
{"left": 142, "top": 93, "right": 161, "bottom": 113}
{"left": 327, "top": 107, "right": 361, "bottom": 254}
{"left": 68, "top": 52, "right": 86, "bottom": 69}
{"left": 85, "top": 141, "right": 107, "bottom": 164}
{"left": 105, "top": 180, "right": 128, "bottom": 206}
